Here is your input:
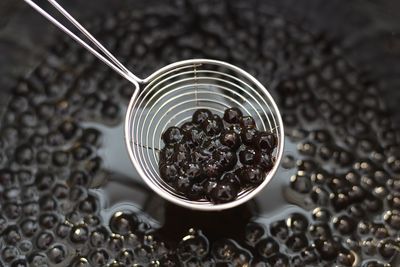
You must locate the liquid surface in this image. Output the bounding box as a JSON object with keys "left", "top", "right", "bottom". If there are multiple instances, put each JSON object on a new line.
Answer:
{"left": 1, "top": 1, "right": 400, "bottom": 266}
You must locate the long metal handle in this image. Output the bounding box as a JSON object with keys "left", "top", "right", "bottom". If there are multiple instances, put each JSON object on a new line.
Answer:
{"left": 23, "top": 0, "right": 141, "bottom": 85}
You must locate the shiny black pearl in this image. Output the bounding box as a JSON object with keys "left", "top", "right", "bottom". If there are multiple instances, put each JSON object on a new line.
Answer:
{"left": 192, "top": 109, "right": 212, "bottom": 124}
{"left": 256, "top": 237, "right": 279, "bottom": 258}
{"left": 187, "top": 183, "right": 205, "bottom": 200}
{"left": 110, "top": 212, "right": 138, "bottom": 235}
{"left": 239, "top": 148, "right": 260, "bottom": 165}
{"left": 240, "top": 116, "right": 256, "bottom": 128}
{"left": 244, "top": 222, "right": 265, "bottom": 246}
{"left": 223, "top": 107, "right": 243, "bottom": 124}
{"left": 202, "top": 161, "right": 223, "bottom": 179}
{"left": 241, "top": 128, "right": 258, "bottom": 146}
{"left": 285, "top": 233, "right": 308, "bottom": 252}
{"left": 210, "top": 181, "right": 239, "bottom": 203}
{"left": 180, "top": 122, "right": 196, "bottom": 133}
{"left": 237, "top": 166, "right": 264, "bottom": 185}
{"left": 220, "top": 130, "right": 240, "bottom": 150}
{"left": 162, "top": 127, "right": 184, "bottom": 145}
{"left": 159, "top": 164, "right": 179, "bottom": 183}
{"left": 202, "top": 117, "right": 223, "bottom": 136}
{"left": 314, "top": 238, "right": 340, "bottom": 261}
{"left": 256, "top": 132, "right": 277, "bottom": 152}
{"left": 213, "top": 147, "right": 237, "bottom": 171}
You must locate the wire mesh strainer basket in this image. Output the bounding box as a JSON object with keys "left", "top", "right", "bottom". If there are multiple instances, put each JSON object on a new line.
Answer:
{"left": 125, "top": 59, "right": 284, "bottom": 210}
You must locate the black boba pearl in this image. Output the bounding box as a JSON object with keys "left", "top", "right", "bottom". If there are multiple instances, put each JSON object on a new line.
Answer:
{"left": 220, "top": 172, "right": 241, "bottom": 188}
{"left": 2, "top": 246, "right": 19, "bottom": 262}
{"left": 56, "top": 222, "right": 71, "bottom": 238}
{"left": 80, "top": 128, "right": 101, "bottom": 146}
{"left": 11, "top": 259, "right": 28, "bottom": 267}
{"left": 256, "top": 132, "right": 277, "bottom": 152}
{"left": 378, "top": 238, "right": 397, "bottom": 259}
{"left": 159, "top": 145, "right": 175, "bottom": 163}
{"left": 331, "top": 192, "right": 351, "bottom": 211}
{"left": 270, "top": 220, "right": 289, "bottom": 240}
{"left": 162, "top": 127, "right": 184, "bottom": 145}
{"left": 202, "top": 161, "right": 223, "bottom": 179}
{"left": 15, "top": 145, "right": 34, "bottom": 165}
{"left": 203, "top": 139, "right": 221, "bottom": 152}
{"left": 70, "top": 225, "right": 89, "bottom": 243}
{"left": 288, "top": 213, "right": 309, "bottom": 233}
{"left": 237, "top": 166, "right": 264, "bottom": 185}
{"left": 192, "top": 109, "right": 212, "bottom": 124}
{"left": 4, "top": 203, "right": 21, "bottom": 220}
{"left": 101, "top": 100, "right": 120, "bottom": 120}
{"left": 314, "top": 238, "right": 340, "bottom": 261}
{"left": 52, "top": 150, "right": 70, "bottom": 167}
{"left": 223, "top": 107, "right": 243, "bottom": 124}
{"left": 29, "top": 134, "right": 45, "bottom": 147}
{"left": 191, "top": 148, "right": 210, "bottom": 163}
{"left": 39, "top": 213, "right": 58, "bottom": 229}
{"left": 110, "top": 212, "right": 138, "bottom": 235}
{"left": 213, "top": 147, "right": 237, "bottom": 171}
{"left": 180, "top": 122, "right": 196, "bottom": 133}
{"left": 185, "top": 127, "right": 206, "bottom": 147}
{"left": 239, "top": 148, "right": 260, "bottom": 165}
{"left": 90, "top": 249, "right": 109, "bottom": 266}
{"left": 68, "top": 171, "right": 89, "bottom": 187}
{"left": 244, "top": 222, "right": 265, "bottom": 246}
{"left": 240, "top": 116, "right": 256, "bottom": 128}
{"left": 171, "top": 150, "right": 190, "bottom": 166}
{"left": 209, "top": 180, "right": 239, "bottom": 203}
{"left": 187, "top": 183, "right": 205, "bottom": 200}
{"left": 159, "top": 164, "right": 179, "bottom": 183}
{"left": 229, "top": 124, "right": 242, "bottom": 135}
{"left": 202, "top": 118, "right": 223, "bottom": 136}
{"left": 291, "top": 256, "right": 303, "bottom": 267}
{"left": 259, "top": 153, "right": 274, "bottom": 172}
{"left": 337, "top": 249, "right": 355, "bottom": 266}
{"left": 220, "top": 130, "right": 240, "bottom": 150}
{"left": 47, "top": 244, "right": 67, "bottom": 264}
{"left": 3, "top": 225, "right": 21, "bottom": 246}
{"left": 36, "top": 231, "right": 54, "bottom": 250}
{"left": 384, "top": 210, "right": 400, "bottom": 230}
{"left": 47, "top": 132, "right": 65, "bottom": 146}
{"left": 182, "top": 163, "right": 202, "bottom": 182}
{"left": 203, "top": 180, "right": 218, "bottom": 196}
{"left": 58, "top": 120, "right": 78, "bottom": 140}
{"left": 286, "top": 233, "right": 308, "bottom": 252}
{"left": 268, "top": 253, "right": 289, "bottom": 267}
{"left": 72, "top": 145, "right": 92, "bottom": 161}
{"left": 241, "top": 128, "right": 258, "bottom": 146}
{"left": 256, "top": 237, "right": 279, "bottom": 258}
{"left": 309, "top": 223, "right": 332, "bottom": 239}
{"left": 36, "top": 172, "right": 55, "bottom": 191}
{"left": 37, "top": 150, "right": 50, "bottom": 164}
{"left": 301, "top": 247, "right": 318, "bottom": 264}
{"left": 174, "top": 176, "right": 192, "bottom": 194}
{"left": 20, "top": 219, "right": 38, "bottom": 237}
{"left": 333, "top": 215, "right": 356, "bottom": 235}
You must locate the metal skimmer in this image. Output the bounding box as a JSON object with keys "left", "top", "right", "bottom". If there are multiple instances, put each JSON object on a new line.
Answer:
{"left": 24, "top": 0, "right": 284, "bottom": 211}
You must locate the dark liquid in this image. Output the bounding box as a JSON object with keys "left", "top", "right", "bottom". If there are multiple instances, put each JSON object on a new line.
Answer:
{"left": 1, "top": 1, "right": 399, "bottom": 266}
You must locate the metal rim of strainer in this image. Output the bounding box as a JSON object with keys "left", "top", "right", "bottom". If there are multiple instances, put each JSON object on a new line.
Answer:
{"left": 125, "top": 59, "right": 284, "bottom": 211}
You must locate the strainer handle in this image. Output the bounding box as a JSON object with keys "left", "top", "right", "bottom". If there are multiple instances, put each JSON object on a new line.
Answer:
{"left": 23, "top": 0, "right": 141, "bottom": 85}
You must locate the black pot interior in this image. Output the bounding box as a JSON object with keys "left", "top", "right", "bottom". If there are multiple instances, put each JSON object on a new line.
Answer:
{"left": 0, "top": 0, "right": 400, "bottom": 266}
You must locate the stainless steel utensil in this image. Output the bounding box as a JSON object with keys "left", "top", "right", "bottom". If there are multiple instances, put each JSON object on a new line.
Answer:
{"left": 24, "top": 0, "right": 284, "bottom": 211}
